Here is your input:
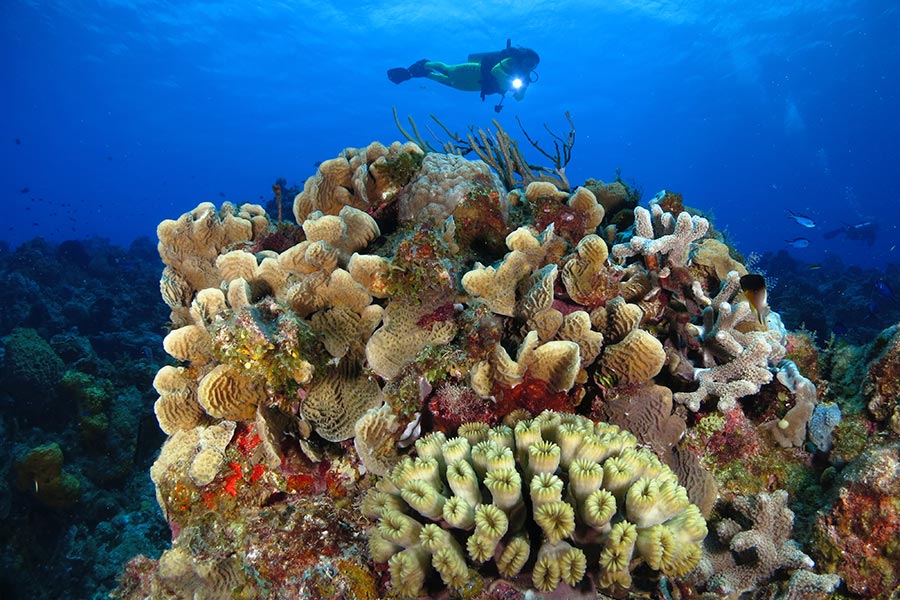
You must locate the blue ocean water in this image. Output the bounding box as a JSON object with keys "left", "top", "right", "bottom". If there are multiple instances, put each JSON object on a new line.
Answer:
{"left": 3, "top": 0, "right": 899, "bottom": 267}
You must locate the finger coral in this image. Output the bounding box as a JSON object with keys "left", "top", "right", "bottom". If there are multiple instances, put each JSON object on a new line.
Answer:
{"left": 364, "top": 410, "right": 706, "bottom": 598}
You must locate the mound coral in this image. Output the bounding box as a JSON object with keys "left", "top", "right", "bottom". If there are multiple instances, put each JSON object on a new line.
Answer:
{"left": 364, "top": 410, "right": 706, "bottom": 597}
{"left": 14, "top": 442, "right": 82, "bottom": 509}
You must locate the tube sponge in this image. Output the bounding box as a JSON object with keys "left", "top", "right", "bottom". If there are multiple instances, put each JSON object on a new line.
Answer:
{"left": 365, "top": 410, "right": 707, "bottom": 597}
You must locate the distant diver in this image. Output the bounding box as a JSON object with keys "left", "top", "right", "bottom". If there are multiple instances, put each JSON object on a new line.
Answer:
{"left": 823, "top": 221, "right": 878, "bottom": 245}
{"left": 387, "top": 39, "right": 540, "bottom": 112}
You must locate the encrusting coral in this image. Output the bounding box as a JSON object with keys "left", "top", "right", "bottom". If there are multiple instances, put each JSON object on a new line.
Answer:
{"left": 364, "top": 410, "right": 707, "bottom": 598}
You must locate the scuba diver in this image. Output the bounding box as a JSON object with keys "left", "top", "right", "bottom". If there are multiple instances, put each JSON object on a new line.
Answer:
{"left": 387, "top": 39, "right": 540, "bottom": 112}
{"left": 823, "top": 220, "right": 878, "bottom": 245}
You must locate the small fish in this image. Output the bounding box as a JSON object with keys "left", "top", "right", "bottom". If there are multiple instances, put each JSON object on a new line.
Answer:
{"left": 740, "top": 273, "right": 769, "bottom": 325}
{"left": 875, "top": 280, "right": 894, "bottom": 299}
{"left": 219, "top": 191, "right": 226, "bottom": 198}
{"left": 785, "top": 238, "right": 810, "bottom": 248}
{"left": 15, "top": 138, "right": 21, "bottom": 145}
{"left": 807, "top": 264, "right": 822, "bottom": 270}
{"left": 787, "top": 210, "right": 816, "bottom": 228}
{"left": 19, "top": 187, "right": 29, "bottom": 193}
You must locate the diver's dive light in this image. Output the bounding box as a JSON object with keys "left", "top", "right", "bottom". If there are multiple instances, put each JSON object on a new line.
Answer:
{"left": 511, "top": 77, "right": 523, "bottom": 90}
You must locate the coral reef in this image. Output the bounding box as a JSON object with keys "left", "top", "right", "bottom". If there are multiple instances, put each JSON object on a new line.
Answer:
{"left": 0, "top": 235, "right": 170, "bottom": 599}
{"left": 106, "top": 136, "right": 892, "bottom": 600}
{"left": 863, "top": 322, "right": 900, "bottom": 434}
{"left": 14, "top": 442, "right": 82, "bottom": 509}
{"left": 1, "top": 327, "right": 66, "bottom": 425}
{"left": 812, "top": 442, "right": 900, "bottom": 598}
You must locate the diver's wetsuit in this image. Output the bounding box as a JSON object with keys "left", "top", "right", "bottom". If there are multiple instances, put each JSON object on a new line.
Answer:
{"left": 387, "top": 41, "right": 537, "bottom": 108}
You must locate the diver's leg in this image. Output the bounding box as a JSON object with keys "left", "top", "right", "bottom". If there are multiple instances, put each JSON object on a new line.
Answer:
{"left": 387, "top": 58, "right": 431, "bottom": 84}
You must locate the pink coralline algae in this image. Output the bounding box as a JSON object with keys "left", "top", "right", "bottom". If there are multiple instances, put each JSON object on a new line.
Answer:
{"left": 812, "top": 442, "right": 900, "bottom": 599}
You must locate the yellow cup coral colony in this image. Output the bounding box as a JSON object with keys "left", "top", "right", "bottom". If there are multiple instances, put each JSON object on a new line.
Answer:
{"left": 363, "top": 410, "right": 707, "bottom": 597}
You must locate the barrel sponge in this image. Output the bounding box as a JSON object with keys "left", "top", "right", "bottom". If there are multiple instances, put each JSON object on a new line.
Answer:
{"left": 153, "top": 365, "right": 206, "bottom": 435}
{"left": 197, "top": 364, "right": 266, "bottom": 421}
{"left": 365, "top": 410, "right": 706, "bottom": 597}
{"left": 599, "top": 329, "right": 666, "bottom": 387}
{"left": 163, "top": 325, "right": 213, "bottom": 365}
{"left": 301, "top": 360, "right": 383, "bottom": 442}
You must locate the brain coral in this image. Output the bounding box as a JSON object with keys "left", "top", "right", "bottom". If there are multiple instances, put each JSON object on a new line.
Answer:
{"left": 1, "top": 327, "right": 65, "bottom": 405}
{"left": 364, "top": 410, "right": 706, "bottom": 598}
{"left": 397, "top": 152, "right": 508, "bottom": 225}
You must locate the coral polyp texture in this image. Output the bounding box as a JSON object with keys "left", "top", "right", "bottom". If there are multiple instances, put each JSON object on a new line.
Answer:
{"left": 128, "top": 138, "right": 847, "bottom": 599}
{"left": 364, "top": 411, "right": 707, "bottom": 597}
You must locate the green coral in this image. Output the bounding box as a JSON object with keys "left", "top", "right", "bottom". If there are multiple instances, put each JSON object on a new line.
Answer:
{"left": 14, "top": 443, "right": 82, "bottom": 509}
{"left": 363, "top": 410, "right": 707, "bottom": 597}
{"left": 59, "top": 370, "right": 114, "bottom": 444}
{"left": 1, "top": 327, "right": 65, "bottom": 401}
{"left": 212, "top": 300, "right": 326, "bottom": 396}
{"left": 373, "top": 150, "right": 424, "bottom": 188}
